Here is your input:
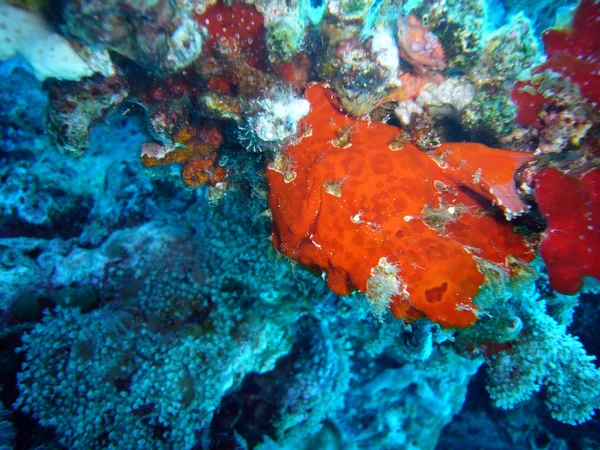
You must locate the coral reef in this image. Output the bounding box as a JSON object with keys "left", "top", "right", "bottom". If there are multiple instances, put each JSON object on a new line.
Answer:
{"left": 266, "top": 15, "right": 304, "bottom": 63}
{"left": 316, "top": 28, "right": 400, "bottom": 116}
{"left": 392, "top": 10, "right": 540, "bottom": 145}
{"left": 61, "top": 0, "right": 203, "bottom": 76}
{"left": 16, "top": 292, "right": 295, "bottom": 448}
{"left": 0, "top": 0, "right": 599, "bottom": 448}
{"left": 511, "top": 0, "right": 599, "bottom": 153}
{"left": 46, "top": 74, "right": 129, "bottom": 156}
{"left": 0, "top": 60, "right": 48, "bottom": 152}
{"left": 396, "top": 14, "right": 446, "bottom": 73}
{"left": 461, "top": 13, "right": 539, "bottom": 141}
{"left": 140, "top": 121, "right": 225, "bottom": 188}
{"left": 479, "top": 260, "right": 600, "bottom": 425}
{"left": 413, "top": 0, "right": 486, "bottom": 71}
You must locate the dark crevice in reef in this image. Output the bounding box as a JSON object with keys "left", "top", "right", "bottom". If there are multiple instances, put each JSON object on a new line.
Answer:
{"left": 0, "top": 199, "right": 92, "bottom": 240}
{"left": 209, "top": 316, "right": 329, "bottom": 449}
{"left": 0, "top": 326, "right": 58, "bottom": 450}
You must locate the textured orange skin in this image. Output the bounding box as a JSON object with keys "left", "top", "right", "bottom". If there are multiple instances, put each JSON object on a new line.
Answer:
{"left": 267, "top": 84, "right": 534, "bottom": 328}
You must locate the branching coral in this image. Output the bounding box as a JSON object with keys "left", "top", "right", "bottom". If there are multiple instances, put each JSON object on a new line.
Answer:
{"left": 486, "top": 288, "right": 600, "bottom": 425}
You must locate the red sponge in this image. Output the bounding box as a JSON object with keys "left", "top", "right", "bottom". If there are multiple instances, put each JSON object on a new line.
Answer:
{"left": 535, "top": 167, "right": 600, "bottom": 294}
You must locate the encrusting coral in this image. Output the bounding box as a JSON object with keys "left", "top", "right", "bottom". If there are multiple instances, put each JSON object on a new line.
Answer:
{"left": 61, "top": 0, "right": 204, "bottom": 76}
{"left": 396, "top": 14, "right": 447, "bottom": 74}
{"left": 412, "top": 0, "right": 486, "bottom": 71}
{"left": 46, "top": 75, "right": 129, "bottom": 156}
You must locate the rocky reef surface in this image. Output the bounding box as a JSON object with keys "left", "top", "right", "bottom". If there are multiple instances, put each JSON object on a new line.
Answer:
{"left": 0, "top": 0, "right": 599, "bottom": 449}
